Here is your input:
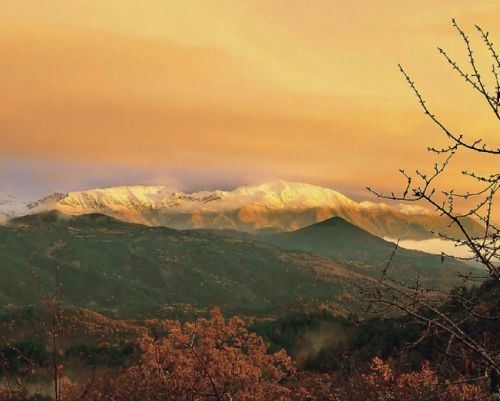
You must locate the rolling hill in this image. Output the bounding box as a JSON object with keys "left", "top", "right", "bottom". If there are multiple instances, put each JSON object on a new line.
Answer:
{"left": 0, "top": 212, "right": 473, "bottom": 317}
{"left": 262, "top": 216, "right": 471, "bottom": 278}
{"left": 0, "top": 211, "right": 361, "bottom": 316}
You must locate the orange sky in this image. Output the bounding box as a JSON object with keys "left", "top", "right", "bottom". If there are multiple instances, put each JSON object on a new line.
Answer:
{"left": 0, "top": 0, "right": 499, "bottom": 200}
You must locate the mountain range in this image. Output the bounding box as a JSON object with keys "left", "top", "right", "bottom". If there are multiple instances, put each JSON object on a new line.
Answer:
{"left": 9, "top": 180, "right": 482, "bottom": 241}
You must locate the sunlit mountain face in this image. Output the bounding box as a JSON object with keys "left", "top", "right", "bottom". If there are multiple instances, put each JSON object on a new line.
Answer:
{"left": 5, "top": 179, "right": 481, "bottom": 244}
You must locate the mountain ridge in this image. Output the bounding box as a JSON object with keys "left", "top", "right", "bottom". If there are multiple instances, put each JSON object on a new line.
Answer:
{"left": 0, "top": 211, "right": 473, "bottom": 316}
{"left": 0, "top": 211, "right": 361, "bottom": 315}
{"left": 4, "top": 180, "right": 483, "bottom": 240}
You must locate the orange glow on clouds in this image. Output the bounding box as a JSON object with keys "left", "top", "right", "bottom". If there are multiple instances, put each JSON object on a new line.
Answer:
{"left": 0, "top": 0, "right": 498, "bottom": 196}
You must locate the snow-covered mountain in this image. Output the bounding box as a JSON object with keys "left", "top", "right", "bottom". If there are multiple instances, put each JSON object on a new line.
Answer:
{"left": 17, "top": 179, "right": 482, "bottom": 240}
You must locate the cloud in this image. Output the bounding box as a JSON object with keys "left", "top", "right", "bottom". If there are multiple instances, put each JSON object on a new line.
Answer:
{"left": 0, "top": 1, "right": 498, "bottom": 201}
{"left": 386, "top": 237, "right": 473, "bottom": 259}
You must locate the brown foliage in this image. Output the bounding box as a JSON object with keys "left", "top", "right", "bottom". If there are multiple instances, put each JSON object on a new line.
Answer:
{"left": 353, "top": 357, "right": 483, "bottom": 401}
{"left": 2, "top": 310, "right": 487, "bottom": 400}
{"left": 63, "top": 309, "right": 295, "bottom": 401}
{"left": 296, "top": 357, "right": 484, "bottom": 401}
{"left": 58, "top": 310, "right": 485, "bottom": 401}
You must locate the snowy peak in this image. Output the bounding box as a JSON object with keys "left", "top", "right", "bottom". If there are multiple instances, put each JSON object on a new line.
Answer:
{"left": 33, "top": 180, "right": 356, "bottom": 214}
{"left": 10, "top": 179, "right": 483, "bottom": 240}
{"left": 54, "top": 185, "right": 225, "bottom": 213}
{"left": 58, "top": 186, "right": 176, "bottom": 211}
{"left": 230, "top": 180, "right": 355, "bottom": 209}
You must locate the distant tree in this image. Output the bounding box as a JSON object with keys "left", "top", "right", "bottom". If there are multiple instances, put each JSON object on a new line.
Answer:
{"left": 365, "top": 19, "right": 499, "bottom": 398}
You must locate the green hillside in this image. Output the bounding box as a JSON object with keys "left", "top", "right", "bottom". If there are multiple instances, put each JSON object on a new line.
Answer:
{"left": 0, "top": 212, "right": 357, "bottom": 316}
{"left": 262, "top": 217, "right": 471, "bottom": 281}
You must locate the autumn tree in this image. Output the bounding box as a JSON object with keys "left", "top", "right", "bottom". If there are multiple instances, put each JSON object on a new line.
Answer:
{"left": 63, "top": 309, "right": 298, "bottom": 401}
{"left": 365, "top": 18, "right": 499, "bottom": 398}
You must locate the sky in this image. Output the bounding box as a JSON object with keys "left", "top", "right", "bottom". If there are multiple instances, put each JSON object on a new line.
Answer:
{"left": 0, "top": 0, "right": 499, "bottom": 203}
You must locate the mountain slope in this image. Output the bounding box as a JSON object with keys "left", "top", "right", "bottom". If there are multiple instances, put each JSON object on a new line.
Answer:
{"left": 0, "top": 212, "right": 361, "bottom": 316}
{"left": 20, "top": 180, "right": 483, "bottom": 240}
{"left": 0, "top": 212, "right": 475, "bottom": 317}
{"left": 262, "top": 217, "right": 471, "bottom": 276}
